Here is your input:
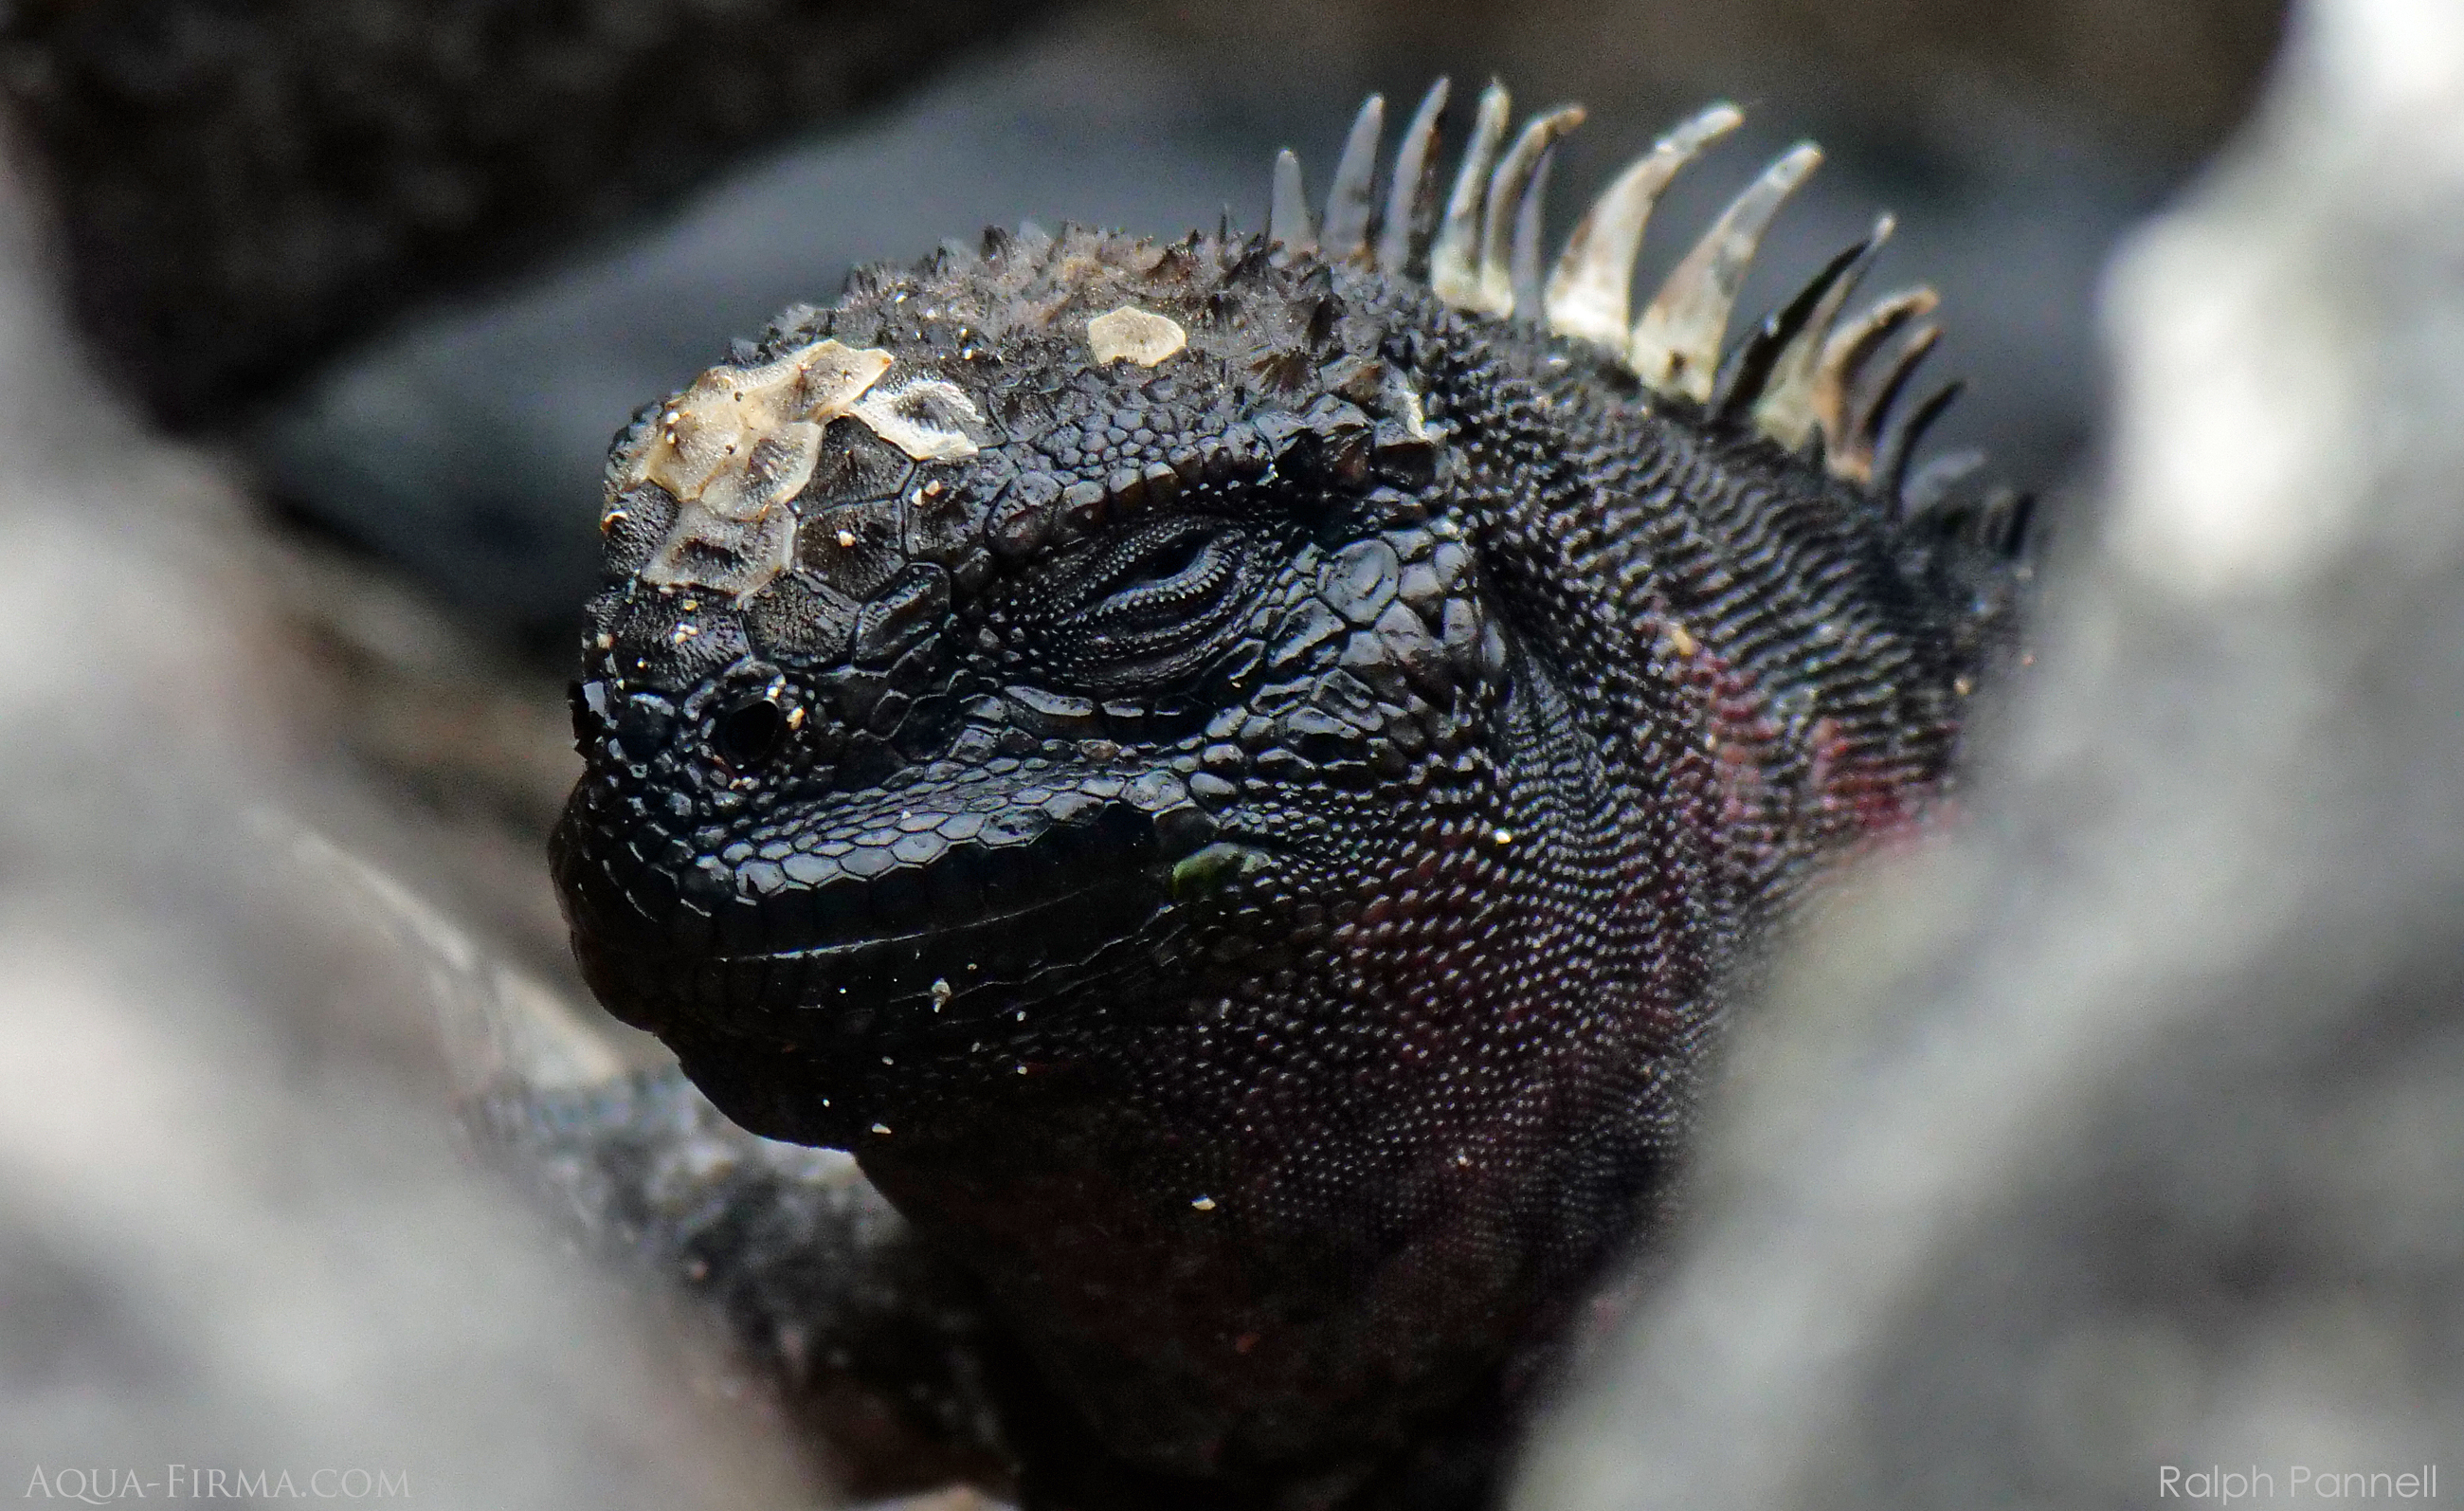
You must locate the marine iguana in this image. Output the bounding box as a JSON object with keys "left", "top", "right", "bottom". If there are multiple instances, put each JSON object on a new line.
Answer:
{"left": 548, "top": 79, "right": 2029, "bottom": 1510}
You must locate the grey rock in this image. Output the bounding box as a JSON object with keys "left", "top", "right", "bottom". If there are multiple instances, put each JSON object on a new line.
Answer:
{"left": 1514, "top": 3, "right": 2464, "bottom": 1505}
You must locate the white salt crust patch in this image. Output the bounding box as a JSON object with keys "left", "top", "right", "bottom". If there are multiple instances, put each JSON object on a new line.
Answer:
{"left": 850, "top": 379, "right": 986, "bottom": 463}
{"left": 615, "top": 338, "right": 982, "bottom": 597}
{"left": 1087, "top": 305, "right": 1188, "bottom": 367}
{"left": 627, "top": 338, "right": 892, "bottom": 507}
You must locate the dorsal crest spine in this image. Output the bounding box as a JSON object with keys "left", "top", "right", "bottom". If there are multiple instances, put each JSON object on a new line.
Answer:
{"left": 1267, "top": 79, "right": 1970, "bottom": 504}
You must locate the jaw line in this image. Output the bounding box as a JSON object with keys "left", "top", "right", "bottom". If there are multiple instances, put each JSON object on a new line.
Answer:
{"left": 691, "top": 827, "right": 1301, "bottom": 966}
{"left": 706, "top": 874, "right": 1166, "bottom": 966}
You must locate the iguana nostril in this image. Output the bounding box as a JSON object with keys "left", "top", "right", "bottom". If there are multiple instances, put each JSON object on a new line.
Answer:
{"left": 714, "top": 695, "right": 786, "bottom": 768}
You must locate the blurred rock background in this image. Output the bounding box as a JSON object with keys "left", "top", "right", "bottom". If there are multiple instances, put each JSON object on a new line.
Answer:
{"left": 1516, "top": 3, "right": 2464, "bottom": 1504}
{"left": 0, "top": 123, "right": 828, "bottom": 1505}
{"left": 27, "top": 2, "right": 2458, "bottom": 1509}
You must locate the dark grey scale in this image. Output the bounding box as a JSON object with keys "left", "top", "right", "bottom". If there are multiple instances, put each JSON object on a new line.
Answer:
{"left": 545, "top": 72, "right": 2031, "bottom": 1511}
{"left": 800, "top": 513, "right": 906, "bottom": 607}
{"left": 739, "top": 574, "right": 860, "bottom": 667}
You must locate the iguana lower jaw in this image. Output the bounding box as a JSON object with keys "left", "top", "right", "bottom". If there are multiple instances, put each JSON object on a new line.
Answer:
{"left": 556, "top": 846, "right": 1175, "bottom": 1139}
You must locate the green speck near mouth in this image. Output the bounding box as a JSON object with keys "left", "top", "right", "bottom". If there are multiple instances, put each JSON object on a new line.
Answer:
{"left": 1170, "top": 842, "right": 1271, "bottom": 901}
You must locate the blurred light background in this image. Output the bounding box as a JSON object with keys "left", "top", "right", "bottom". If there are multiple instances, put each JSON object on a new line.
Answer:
{"left": 20, "top": 2, "right": 2463, "bottom": 1509}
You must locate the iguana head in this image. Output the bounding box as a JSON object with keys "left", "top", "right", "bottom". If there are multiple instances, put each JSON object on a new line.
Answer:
{"left": 552, "top": 217, "right": 1517, "bottom": 1146}
{"left": 551, "top": 80, "right": 2026, "bottom": 1486}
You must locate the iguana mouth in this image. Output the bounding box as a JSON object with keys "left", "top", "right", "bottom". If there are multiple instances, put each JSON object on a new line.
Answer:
{"left": 572, "top": 873, "right": 1169, "bottom": 1040}
{"left": 553, "top": 779, "right": 1195, "bottom": 1034}
{"left": 717, "top": 881, "right": 1157, "bottom": 967}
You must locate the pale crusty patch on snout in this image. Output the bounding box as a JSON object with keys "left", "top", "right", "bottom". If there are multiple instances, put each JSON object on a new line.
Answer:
{"left": 1087, "top": 305, "right": 1187, "bottom": 367}
{"left": 626, "top": 338, "right": 893, "bottom": 506}
{"left": 620, "top": 338, "right": 980, "bottom": 598}
{"left": 850, "top": 379, "right": 985, "bottom": 463}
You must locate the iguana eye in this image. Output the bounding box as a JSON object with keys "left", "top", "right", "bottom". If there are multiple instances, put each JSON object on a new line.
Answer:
{"left": 1039, "top": 519, "right": 1262, "bottom": 694}
{"left": 1119, "top": 530, "right": 1210, "bottom": 588}
{"left": 1082, "top": 524, "right": 1236, "bottom": 634}
{"left": 713, "top": 694, "right": 786, "bottom": 769}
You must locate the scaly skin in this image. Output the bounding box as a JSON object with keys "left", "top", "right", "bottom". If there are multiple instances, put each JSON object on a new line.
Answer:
{"left": 552, "top": 221, "right": 2021, "bottom": 1507}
